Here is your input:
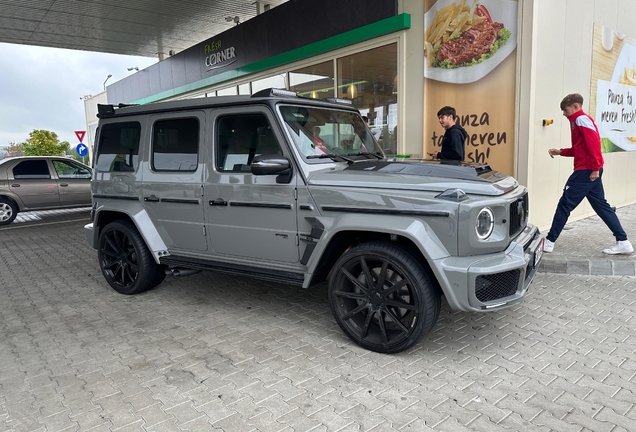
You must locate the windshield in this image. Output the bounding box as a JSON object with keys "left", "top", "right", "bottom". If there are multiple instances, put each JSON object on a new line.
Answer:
{"left": 279, "top": 105, "right": 382, "bottom": 161}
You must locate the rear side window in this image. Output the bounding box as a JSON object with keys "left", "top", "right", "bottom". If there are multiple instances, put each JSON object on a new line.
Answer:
{"left": 13, "top": 160, "right": 51, "bottom": 179}
{"left": 95, "top": 122, "right": 141, "bottom": 172}
{"left": 152, "top": 118, "right": 199, "bottom": 171}
{"left": 52, "top": 160, "right": 91, "bottom": 179}
{"left": 216, "top": 114, "right": 282, "bottom": 172}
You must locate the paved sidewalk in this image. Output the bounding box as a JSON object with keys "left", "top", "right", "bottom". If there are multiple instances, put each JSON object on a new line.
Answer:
{"left": 1, "top": 218, "right": 636, "bottom": 431}
{"left": 537, "top": 203, "right": 636, "bottom": 276}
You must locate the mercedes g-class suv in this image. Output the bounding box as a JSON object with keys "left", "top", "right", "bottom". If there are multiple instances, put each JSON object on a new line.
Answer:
{"left": 85, "top": 88, "right": 542, "bottom": 353}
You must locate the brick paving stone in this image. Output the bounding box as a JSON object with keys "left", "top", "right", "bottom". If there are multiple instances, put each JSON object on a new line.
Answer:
{"left": 2, "top": 217, "right": 636, "bottom": 431}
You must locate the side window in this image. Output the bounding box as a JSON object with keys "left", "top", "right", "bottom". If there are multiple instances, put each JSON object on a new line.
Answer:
{"left": 95, "top": 122, "right": 141, "bottom": 172}
{"left": 216, "top": 114, "right": 282, "bottom": 172}
{"left": 52, "top": 160, "right": 91, "bottom": 179}
{"left": 12, "top": 160, "right": 51, "bottom": 179}
{"left": 152, "top": 118, "right": 199, "bottom": 171}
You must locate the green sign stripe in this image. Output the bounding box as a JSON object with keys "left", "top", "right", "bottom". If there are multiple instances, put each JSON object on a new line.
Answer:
{"left": 132, "top": 13, "right": 410, "bottom": 105}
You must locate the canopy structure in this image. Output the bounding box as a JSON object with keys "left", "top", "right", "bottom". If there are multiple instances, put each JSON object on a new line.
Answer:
{"left": 0, "top": 0, "right": 288, "bottom": 58}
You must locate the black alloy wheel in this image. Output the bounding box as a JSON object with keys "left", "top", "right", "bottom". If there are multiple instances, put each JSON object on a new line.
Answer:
{"left": 98, "top": 220, "right": 160, "bottom": 295}
{"left": 328, "top": 241, "right": 440, "bottom": 353}
{"left": 0, "top": 198, "right": 18, "bottom": 225}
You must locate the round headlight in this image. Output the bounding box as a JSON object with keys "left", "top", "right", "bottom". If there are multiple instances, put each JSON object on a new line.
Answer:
{"left": 476, "top": 207, "right": 494, "bottom": 240}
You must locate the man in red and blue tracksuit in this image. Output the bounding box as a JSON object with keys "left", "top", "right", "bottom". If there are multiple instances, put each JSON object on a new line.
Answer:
{"left": 543, "top": 93, "right": 633, "bottom": 254}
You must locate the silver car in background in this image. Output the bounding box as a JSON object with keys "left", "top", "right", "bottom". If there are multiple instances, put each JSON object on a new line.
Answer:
{"left": 0, "top": 156, "right": 92, "bottom": 225}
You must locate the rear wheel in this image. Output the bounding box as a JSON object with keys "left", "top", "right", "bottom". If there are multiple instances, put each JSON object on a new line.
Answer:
{"left": 328, "top": 241, "right": 440, "bottom": 353}
{"left": 0, "top": 198, "right": 18, "bottom": 225}
{"left": 98, "top": 220, "right": 160, "bottom": 294}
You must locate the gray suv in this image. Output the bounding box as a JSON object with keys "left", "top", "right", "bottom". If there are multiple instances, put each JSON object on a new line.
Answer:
{"left": 85, "top": 88, "right": 542, "bottom": 353}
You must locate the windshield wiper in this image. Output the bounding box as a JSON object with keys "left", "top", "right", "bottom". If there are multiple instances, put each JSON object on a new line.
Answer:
{"left": 346, "top": 151, "right": 384, "bottom": 160}
{"left": 306, "top": 153, "right": 355, "bottom": 164}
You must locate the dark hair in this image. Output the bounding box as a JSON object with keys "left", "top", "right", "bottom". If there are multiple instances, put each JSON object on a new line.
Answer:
{"left": 437, "top": 106, "right": 456, "bottom": 118}
{"left": 362, "top": 116, "right": 369, "bottom": 123}
{"left": 560, "top": 93, "right": 584, "bottom": 110}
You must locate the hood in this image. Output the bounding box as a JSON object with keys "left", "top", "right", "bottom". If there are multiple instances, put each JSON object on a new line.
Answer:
{"left": 306, "top": 159, "right": 517, "bottom": 196}
{"left": 450, "top": 123, "right": 469, "bottom": 140}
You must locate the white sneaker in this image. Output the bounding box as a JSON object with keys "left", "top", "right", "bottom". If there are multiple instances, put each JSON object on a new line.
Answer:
{"left": 543, "top": 239, "right": 555, "bottom": 253}
{"left": 603, "top": 240, "right": 634, "bottom": 255}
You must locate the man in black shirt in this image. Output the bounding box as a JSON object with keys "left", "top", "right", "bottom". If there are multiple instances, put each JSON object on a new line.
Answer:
{"left": 428, "top": 106, "right": 467, "bottom": 161}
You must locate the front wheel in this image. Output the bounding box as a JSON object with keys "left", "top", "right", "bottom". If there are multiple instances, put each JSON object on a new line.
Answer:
{"left": 98, "top": 220, "right": 160, "bottom": 295}
{"left": 0, "top": 198, "right": 18, "bottom": 225}
{"left": 328, "top": 241, "right": 440, "bottom": 353}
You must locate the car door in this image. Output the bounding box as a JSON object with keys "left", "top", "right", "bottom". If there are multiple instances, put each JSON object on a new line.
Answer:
{"left": 141, "top": 112, "right": 207, "bottom": 252}
{"left": 51, "top": 159, "right": 92, "bottom": 206}
{"left": 9, "top": 159, "right": 59, "bottom": 209}
{"left": 204, "top": 107, "right": 299, "bottom": 263}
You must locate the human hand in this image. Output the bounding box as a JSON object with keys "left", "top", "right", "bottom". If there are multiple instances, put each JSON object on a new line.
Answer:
{"left": 427, "top": 152, "right": 437, "bottom": 159}
{"left": 590, "top": 170, "right": 599, "bottom": 181}
{"left": 548, "top": 148, "right": 561, "bottom": 158}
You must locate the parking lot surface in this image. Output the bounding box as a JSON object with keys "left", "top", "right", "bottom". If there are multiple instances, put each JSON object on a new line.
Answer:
{"left": 1, "top": 213, "right": 635, "bottom": 431}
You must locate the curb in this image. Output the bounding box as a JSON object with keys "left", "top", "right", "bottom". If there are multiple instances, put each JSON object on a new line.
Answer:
{"left": 538, "top": 257, "right": 636, "bottom": 276}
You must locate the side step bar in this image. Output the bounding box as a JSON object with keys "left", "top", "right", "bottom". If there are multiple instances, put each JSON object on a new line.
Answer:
{"left": 160, "top": 256, "right": 305, "bottom": 286}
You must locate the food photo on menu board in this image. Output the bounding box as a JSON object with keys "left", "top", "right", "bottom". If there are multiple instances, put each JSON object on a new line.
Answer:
{"left": 591, "top": 24, "right": 636, "bottom": 153}
{"left": 423, "top": 0, "right": 519, "bottom": 176}
{"left": 424, "top": 0, "right": 518, "bottom": 84}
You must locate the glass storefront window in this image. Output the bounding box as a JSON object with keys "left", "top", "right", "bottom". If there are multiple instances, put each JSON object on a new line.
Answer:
{"left": 289, "top": 61, "right": 334, "bottom": 99}
{"left": 337, "top": 44, "right": 398, "bottom": 154}
{"left": 251, "top": 74, "right": 287, "bottom": 94}
{"left": 238, "top": 83, "right": 251, "bottom": 95}
{"left": 217, "top": 87, "right": 238, "bottom": 96}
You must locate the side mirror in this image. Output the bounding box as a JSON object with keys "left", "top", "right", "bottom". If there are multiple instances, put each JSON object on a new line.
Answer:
{"left": 251, "top": 154, "right": 293, "bottom": 184}
{"left": 251, "top": 154, "right": 290, "bottom": 175}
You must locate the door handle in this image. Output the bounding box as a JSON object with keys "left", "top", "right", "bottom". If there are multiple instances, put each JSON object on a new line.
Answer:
{"left": 11, "top": 184, "right": 20, "bottom": 187}
{"left": 59, "top": 183, "right": 68, "bottom": 187}
{"left": 209, "top": 198, "right": 228, "bottom": 206}
{"left": 144, "top": 195, "right": 160, "bottom": 202}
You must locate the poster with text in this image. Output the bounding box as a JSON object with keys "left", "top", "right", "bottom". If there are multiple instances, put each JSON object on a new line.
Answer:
{"left": 591, "top": 24, "right": 636, "bottom": 153}
{"left": 424, "top": 0, "right": 518, "bottom": 175}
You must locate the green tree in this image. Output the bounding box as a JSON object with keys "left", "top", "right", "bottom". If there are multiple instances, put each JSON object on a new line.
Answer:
{"left": 21, "top": 129, "right": 70, "bottom": 156}
{"left": 2, "top": 142, "right": 24, "bottom": 158}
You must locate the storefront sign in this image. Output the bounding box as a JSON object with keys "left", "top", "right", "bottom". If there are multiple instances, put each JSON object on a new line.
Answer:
{"left": 204, "top": 40, "right": 237, "bottom": 70}
{"left": 591, "top": 24, "right": 636, "bottom": 153}
{"left": 423, "top": 0, "right": 519, "bottom": 175}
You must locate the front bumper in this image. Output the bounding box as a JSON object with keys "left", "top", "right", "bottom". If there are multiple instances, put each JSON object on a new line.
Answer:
{"left": 433, "top": 224, "right": 542, "bottom": 312}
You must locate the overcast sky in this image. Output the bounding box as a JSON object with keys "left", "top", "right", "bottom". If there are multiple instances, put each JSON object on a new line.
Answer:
{"left": 0, "top": 43, "right": 157, "bottom": 150}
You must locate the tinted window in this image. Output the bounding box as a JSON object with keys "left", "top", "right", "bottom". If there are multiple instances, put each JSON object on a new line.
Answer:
{"left": 95, "top": 122, "right": 141, "bottom": 172}
{"left": 152, "top": 118, "right": 199, "bottom": 171}
{"left": 216, "top": 114, "right": 282, "bottom": 172}
{"left": 13, "top": 160, "right": 51, "bottom": 179}
{"left": 52, "top": 160, "right": 91, "bottom": 179}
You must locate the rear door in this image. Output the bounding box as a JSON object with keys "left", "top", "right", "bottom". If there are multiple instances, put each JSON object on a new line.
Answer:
{"left": 141, "top": 112, "right": 207, "bottom": 252}
{"left": 9, "top": 159, "right": 59, "bottom": 209}
{"left": 204, "top": 106, "right": 299, "bottom": 263}
{"left": 51, "top": 159, "right": 92, "bottom": 206}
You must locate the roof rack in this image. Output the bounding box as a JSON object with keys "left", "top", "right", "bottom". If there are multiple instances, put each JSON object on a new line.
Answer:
{"left": 251, "top": 88, "right": 298, "bottom": 98}
{"left": 324, "top": 97, "right": 353, "bottom": 105}
{"left": 97, "top": 103, "right": 139, "bottom": 117}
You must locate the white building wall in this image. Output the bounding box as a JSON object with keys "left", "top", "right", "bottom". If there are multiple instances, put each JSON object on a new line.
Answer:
{"left": 83, "top": 92, "right": 108, "bottom": 164}
{"left": 519, "top": 0, "right": 636, "bottom": 231}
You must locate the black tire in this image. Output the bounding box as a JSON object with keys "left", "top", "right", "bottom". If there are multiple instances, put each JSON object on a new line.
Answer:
{"left": 98, "top": 220, "right": 159, "bottom": 295}
{"left": 328, "top": 241, "right": 440, "bottom": 353}
{"left": 0, "top": 197, "right": 18, "bottom": 225}
{"left": 152, "top": 264, "right": 167, "bottom": 287}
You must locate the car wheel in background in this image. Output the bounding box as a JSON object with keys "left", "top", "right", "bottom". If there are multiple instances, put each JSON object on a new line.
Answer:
{"left": 328, "top": 241, "right": 440, "bottom": 353}
{"left": 0, "top": 198, "right": 18, "bottom": 225}
{"left": 98, "top": 220, "right": 160, "bottom": 295}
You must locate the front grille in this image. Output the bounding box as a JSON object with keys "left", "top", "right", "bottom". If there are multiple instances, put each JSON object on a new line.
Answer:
{"left": 475, "top": 270, "right": 520, "bottom": 302}
{"left": 509, "top": 193, "right": 528, "bottom": 237}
